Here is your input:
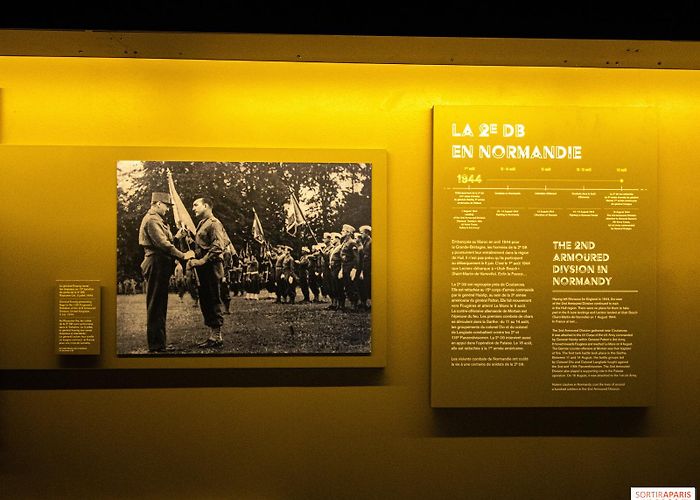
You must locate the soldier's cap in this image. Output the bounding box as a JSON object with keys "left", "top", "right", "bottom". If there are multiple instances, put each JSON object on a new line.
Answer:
{"left": 341, "top": 224, "right": 356, "bottom": 233}
{"left": 331, "top": 232, "right": 341, "bottom": 239}
{"left": 301, "top": 246, "right": 310, "bottom": 253}
{"left": 151, "top": 192, "right": 173, "bottom": 205}
{"left": 359, "top": 225, "right": 372, "bottom": 234}
{"left": 323, "top": 232, "right": 331, "bottom": 239}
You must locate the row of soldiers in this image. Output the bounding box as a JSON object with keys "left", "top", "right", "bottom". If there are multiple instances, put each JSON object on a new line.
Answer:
{"left": 269, "top": 223, "right": 372, "bottom": 311}
{"left": 215, "top": 223, "right": 372, "bottom": 311}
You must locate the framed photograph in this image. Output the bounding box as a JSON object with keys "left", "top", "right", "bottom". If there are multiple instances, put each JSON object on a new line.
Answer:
{"left": 117, "top": 159, "right": 376, "bottom": 358}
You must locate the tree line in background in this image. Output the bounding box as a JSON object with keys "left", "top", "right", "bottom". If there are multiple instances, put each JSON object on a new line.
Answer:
{"left": 117, "top": 161, "right": 372, "bottom": 280}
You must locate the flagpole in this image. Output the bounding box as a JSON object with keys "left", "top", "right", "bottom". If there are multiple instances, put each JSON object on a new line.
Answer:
{"left": 287, "top": 186, "right": 319, "bottom": 245}
{"left": 166, "top": 168, "right": 199, "bottom": 287}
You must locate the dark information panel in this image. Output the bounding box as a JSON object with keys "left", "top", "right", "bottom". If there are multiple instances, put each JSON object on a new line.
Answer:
{"left": 431, "top": 106, "right": 657, "bottom": 407}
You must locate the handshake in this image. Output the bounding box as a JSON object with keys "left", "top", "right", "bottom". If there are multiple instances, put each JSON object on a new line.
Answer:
{"left": 182, "top": 250, "right": 205, "bottom": 270}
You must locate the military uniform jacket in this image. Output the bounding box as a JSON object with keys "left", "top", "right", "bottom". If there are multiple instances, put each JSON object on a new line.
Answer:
{"left": 307, "top": 253, "right": 320, "bottom": 274}
{"left": 340, "top": 236, "right": 360, "bottom": 270}
{"left": 194, "top": 215, "right": 226, "bottom": 279}
{"left": 361, "top": 237, "right": 372, "bottom": 273}
{"left": 329, "top": 243, "right": 343, "bottom": 269}
{"left": 320, "top": 246, "right": 332, "bottom": 271}
{"left": 298, "top": 255, "right": 310, "bottom": 272}
{"left": 282, "top": 254, "right": 295, "bottom": 274}
{"left": 139, "top": 208, "right": 186, "bottom": 259}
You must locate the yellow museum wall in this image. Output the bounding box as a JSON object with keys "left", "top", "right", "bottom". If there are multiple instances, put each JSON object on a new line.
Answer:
{"left": 0, "top": 56, "right": 698, "bottom": 498}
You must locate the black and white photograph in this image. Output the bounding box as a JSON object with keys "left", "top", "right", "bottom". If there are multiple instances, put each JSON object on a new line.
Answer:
{"left": 117, "top": 160, "right": 372, "bottom": 356}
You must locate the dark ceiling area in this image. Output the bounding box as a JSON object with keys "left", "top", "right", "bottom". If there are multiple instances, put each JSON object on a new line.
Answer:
{"left": 1, "top": 5, "right": 699, "bottom": 41}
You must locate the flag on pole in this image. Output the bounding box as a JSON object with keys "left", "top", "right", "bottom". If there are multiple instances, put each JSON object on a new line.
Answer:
{"left": 252, "top": 208, "right": 266, "bottom": 244}
{"left": 166, "top": 169, "right": 197, "bottom": 235}
{"left": 285, "top": 193, "right": 305, "bottom": 236}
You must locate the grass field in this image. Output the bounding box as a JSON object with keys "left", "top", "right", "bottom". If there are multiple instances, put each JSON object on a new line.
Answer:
{"left": 116, "top": 291, "right": 371, "bottom": 356}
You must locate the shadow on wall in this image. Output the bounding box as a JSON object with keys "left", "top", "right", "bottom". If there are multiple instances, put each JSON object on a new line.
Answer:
{"left": 431, "top": 406, "right": 649, "bottom": 437}
{"left": 0, "top": 367, "right": 386, "bottom": 390}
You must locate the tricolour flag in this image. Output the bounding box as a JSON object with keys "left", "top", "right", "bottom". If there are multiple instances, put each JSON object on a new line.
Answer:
{"left": 166, "top": 169, "right": 197, "bottom": 235}
{"left": 252, "top": 208, "right": 266, "bottom": 244}
{"left": 285, "top": 193, "right": 305, "bottom": 236}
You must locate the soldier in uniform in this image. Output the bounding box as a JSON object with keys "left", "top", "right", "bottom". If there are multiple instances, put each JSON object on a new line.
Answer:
{"left": 186, "top": 197, "right": 227, "bottom": 349}
{"left": 339, "top": 224, "right": 360, "bottom": 311}
{"left": 297, "top": 246, "right": 312, "bottom": 303}
{"left": 174, "top": 260, "right": 187, "bottom": 301}
{"left": 282, "top": 246, "right": 297, "bottom": 304}
{"left": 220, "top": 242, "right": 234, "bottom": 314}
{"left": 185, "top": 266, "right": 199, "bottom": 307}
{"left": 260, "top": 249, "right": 275, "bottom": 295}
{"left": 241, "top": 256, "right": 250, "bottom": 299}
{"left": 274, "top": 246, "right": 286, "bottom": 303}
{"left": 328, "top": 232, "right": 343, "bottom": 310}
{"left": 246, "top": 254, "right": 261, "bottom": 300}
{"left": 358, "top": 225, "right": 372, "bottom": 311}
{"left": 308, "top": 244, "right": 322, "bottom": 303}
{"left": 230, "top": 253, "right": 244, "bottom": 297}
{"left": 319, "top": 233, "right": 332, "bottom": 302}
{"left": 138, "top": 192, "right": 194, "bottom": 352}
